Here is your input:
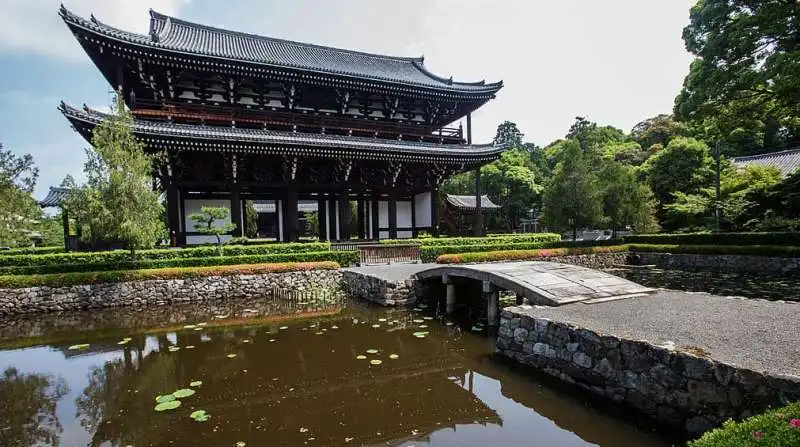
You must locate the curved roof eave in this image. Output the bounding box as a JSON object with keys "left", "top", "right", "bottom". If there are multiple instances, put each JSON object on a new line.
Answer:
{"left": 59, "top": 5, "right": 503, "bottom": 97}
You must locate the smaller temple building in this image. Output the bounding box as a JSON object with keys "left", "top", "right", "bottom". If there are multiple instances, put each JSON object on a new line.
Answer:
{"left": 440, "top": 194, "right": 500, "bottom": 236}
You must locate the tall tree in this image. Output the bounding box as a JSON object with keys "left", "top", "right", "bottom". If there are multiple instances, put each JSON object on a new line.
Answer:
{"left": 0, "top": 367, "right": 68, "bottom": 447}
{"left": 599, "top": 162, "right": 660, "bottom": 236}
{"left": 675, "top": 0, "right": 800, "bottom": 154}
{"left": 542, "top": 140, "right": 603, "bottom": 239}
{"left": 630, "top": 114, "right": 690, "bottom": 151}
{"left": 480, "top": 148, "right": 542, "bottom": 231}
{"left": 0, "top": 146, "right": 42, "bottom": 247}
{"left": 492, "top": 121, "right": 524, "bottom": 148}
{"left": 68, "top": 93, "right": 165, "bottom": 253}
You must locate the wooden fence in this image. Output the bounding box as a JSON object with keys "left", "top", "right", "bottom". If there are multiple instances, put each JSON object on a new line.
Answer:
{"left": 357, "top": 244, "right": 421, "bottom": 266}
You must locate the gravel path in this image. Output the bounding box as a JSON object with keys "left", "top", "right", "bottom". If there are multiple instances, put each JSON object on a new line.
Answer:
{"left": 527, "top": 291, "right": 800, "bottom": 377}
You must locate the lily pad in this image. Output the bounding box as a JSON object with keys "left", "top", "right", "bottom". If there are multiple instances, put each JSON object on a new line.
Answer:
{"left": 173, "top": 388, "right": 195, "bottom": 399}
{"left": 186, "top": 345, "right": 195, "bottom": 349}
{"left": 183, "top": 324, "right": 196, "bottom": 329}
{"left": 190, "top": 381, "right": 203, "bottom": 387}
{"left": 471, "top": 325, "right": 483, "bottom": 332}
{"left": 378, "top": 318, "right": 387, "bottom": 322}
{"left": 155, "top": 394, "right": 176, "bottom": 404}
{"left": 389, "top": 354, "right": 399, "bottom": 360}
{"left": 413, "top": 319, "right": 424, "bottom": 323}
{"left": 445, "top": 322, "right": 454, "bottom": 326}
{"left": 279, "top": 326, "right": 288, "bottom": 330}
{"left": 371, "top": 324, "right": 381, "bottom": 328}
{"left": 356, "top": 355, "right": 367, "bottom": 360}
{"left": 331, "top": 326, "right": 339, "bottom": 329}
{"left": 227, "top": 354, "right": 237, "bottom": 359}
{"left": 190, "top": 410, "right": 210, "bottom": 422}
{"left": 412, "top": 331, "right": 429, "bottom": 338}
{"left": 236, "top": 442, "right": 246, "bottom": 447}
{"left": 365, "top": 349, "right": 379, "bottom": 354}
{"left": 370, "top": 359, "right": 383, "bottom": 365}
{"left": 68, "top": 344, "right": 90, "bottom": 350}
{"left": 418, "top": 325, "right": 428, "bottom": 329}
{"left": 423, "top": 316, "right": 434, "bottom": 320}
{"left": 168, "top": 346, "right": 180, "bottom": 352}
{"left": 193, "top": 327, "right": 203, "bottom": 331}
{"left": 196, "top": 322, "right": 208, "bottom": 326}
{"left": 154, "top": 400, "right": 181, "bottom": 411}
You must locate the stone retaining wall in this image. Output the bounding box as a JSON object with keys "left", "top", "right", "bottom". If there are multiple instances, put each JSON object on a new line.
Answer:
{"left": 631, "top": 252, "right": 800, "bottom": 275}
{"left": 339, "top": 270, "right": 416, "bottom": 306}
{"left": 0, "top": 270, "right": 341, "bottom": 315}
{"left": 497, "top": 307, "right": 800, "bottom": 436}
{"left": 531, "top": 252, "right": 629, "bottom": 270}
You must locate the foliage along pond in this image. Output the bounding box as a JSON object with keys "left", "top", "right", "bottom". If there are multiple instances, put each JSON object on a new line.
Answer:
{"left": 0, "top": 294, "right": 674, "bottom": 447}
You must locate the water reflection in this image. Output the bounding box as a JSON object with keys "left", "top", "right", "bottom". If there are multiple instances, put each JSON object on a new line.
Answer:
{"left": 0, "top": 298, "right": 672, "bottom": 447}
{"left": 0, "top": 367, "right": 68, "bottom": 447}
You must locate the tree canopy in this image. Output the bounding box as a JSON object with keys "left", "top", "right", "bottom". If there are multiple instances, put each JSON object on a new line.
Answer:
{"left": 0, "top": 146, "right": 42, "bottom": 247}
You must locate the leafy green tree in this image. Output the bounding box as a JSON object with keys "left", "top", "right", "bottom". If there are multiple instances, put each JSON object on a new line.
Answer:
{"left": 641, "top": 137, "right": 716, "bottom": 228}
{"left": 675, "top": 0, "right": 800, "bottom": 154}
{"left": 0, "top": 367, "right": 68, "bottom": 447}
{"left": 68, "top": 93, "right": 165, "bottom": 253}
{"left": 190, "top": 206, "right": 236, "bottom": 255}
{"left": 599, "top": 162, "right": 660, "bottom": 236}
{"left": 493, "top": 121, "right": 524, "bottom": 147}
{"left": 481, "top": 148, "right": 543, "bottom": 231}
{"left": 36, "top": 214, "right": 66, "bottom": 247}
{"left": 542, "top": 140, "right": 603, "bottom": 239}
{"left": 0, "top": 146, "right": 42, "bottom": 247}
{"left": 244, "top": 200, "right": 259, "bottom": 238}
{"left": 630, "top": 114, "right": 690, "bottom": 151}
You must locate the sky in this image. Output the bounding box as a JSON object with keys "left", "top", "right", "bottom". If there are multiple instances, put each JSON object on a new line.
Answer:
{"left": 0, "top": 0, "right": 697, "bottom": 199}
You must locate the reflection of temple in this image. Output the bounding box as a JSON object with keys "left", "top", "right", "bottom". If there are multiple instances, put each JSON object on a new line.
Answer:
{"left": 68, "top": 316, "right": 500, "bottom": 446}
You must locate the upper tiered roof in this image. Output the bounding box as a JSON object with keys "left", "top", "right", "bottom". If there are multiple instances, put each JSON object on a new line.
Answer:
{"left": 58, "top": 5, "right": 502, "bottom": 99}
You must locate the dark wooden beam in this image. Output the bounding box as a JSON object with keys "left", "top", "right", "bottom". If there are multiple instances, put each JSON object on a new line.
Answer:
{"left": 61, "top": 209, "right": 70, "bottom": 251}
{"left": 318, "top": 198, "right": 328, "bottom": 241}
{"left": 411, "top": 194, "right": 417, "bottom": 238}
{"left": 283, "top": 186, "right": 298, "bottom": 242}
{"left": 167, "top": 184, "right": 181, "bottom": 245}
{"left": 357, "top": 198, "right": 366, "bottom": 240}
{"left": 338, "top": 194, "right": 351, "bottom": 241}
{"left": 328, "top": 197, "right": 339, "bottom": 240}
{"left": 388, "top": 196, "right": 398, "bottom": 239}
{"left": 371, "top": 197, "right": 379, "bottom": 240}
{"left": 431, "top": 188, "right": 439, "bottom": 237}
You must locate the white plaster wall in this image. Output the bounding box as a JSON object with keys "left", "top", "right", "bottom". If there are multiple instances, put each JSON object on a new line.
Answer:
{"left": 379, "top": 231, "right": 389, "bottom": 239}
{"left": 378, "top": 201, "right": 389, "bottom": 228}
{"left": 183, "top": 199, "right": 234, "bottom": 246}
{"left": 397, "top": 231, "right": 413, "bottom": 239}
{"left": 414, "top": 192, "right": 432, "bottom": 228}
{"left": 397, "top": 201, "right": 412, "bottom": 228}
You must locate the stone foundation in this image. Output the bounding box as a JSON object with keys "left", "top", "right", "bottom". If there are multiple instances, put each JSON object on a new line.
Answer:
{"left": 631, "top": 251, "right": 800, "bottom": 275}
{"left": 532, "top": 252, "right": 629, "bottom": 269}
{"left": 497, "top": 306, "right": 800, "bottom": 436}
{"left": 340, "top": 270, "right": 417, "bottom": 306}
{"left": 0, "top": 270, "right": 341, "bottom": 315}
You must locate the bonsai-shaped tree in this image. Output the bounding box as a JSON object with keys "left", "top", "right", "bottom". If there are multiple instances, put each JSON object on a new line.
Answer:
{"left": 190, "top": 206, "right": 236, "bottom": 255}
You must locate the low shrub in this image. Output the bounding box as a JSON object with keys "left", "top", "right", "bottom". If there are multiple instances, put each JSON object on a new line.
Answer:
{"left": 0, "top": 246, "right": 65, "bottom": 256}
{"left": 420, "top": 239, "right": 623, "bottom": 262}
{"left": 436, "top": 245, "right": 629, "bottom": 264}
{"left": 380, "top": 233, "right": 561, "bottom": 247}
{"left": 0, "top": 242, "right": 331, "bottom": 268}
{"left": 689, "top": 401, "right": 800, "bottom": 447}
{"left": 628, "top": 244, "right": 800, "bottom": 257}
{"left": 0, "top": 261, "right": 339, "bottom": 289}
{"left": 0, "top": 250, "right": 360, "bottom": 275}
{"left": 624, "top": 232, "right": 800, "bottom": 246}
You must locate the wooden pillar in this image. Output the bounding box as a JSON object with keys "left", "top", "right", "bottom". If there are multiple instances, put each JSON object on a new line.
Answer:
{"left": 371, "top": 196, "right": 380, "bottom": 240}
{"left": 357, "top": 198, "right": 366, "bottom": 240}
{"left": 328, "top": 197, "right": 339, "bottom": 241}
{"left": 411, "top": 194, "right": 418, "bottom": 237}
{"left": 61, "top": 208, "right": 70, "bottom": 251}
{"left": 443, "top": 273, "right": 455, "bottom": 315}
{"left": 430, "top": 189, "right": 439, "bottom": 237}
{"left": 474, "top": 168, "right": 484, "bottom": 236}
{"left": 388, "top": 195, "right": 398, "bottom": 239}
{"left": 230, "top": 189, "right": 243, "bottom": 238}
{"left": 283, "top": 187, "right": 298, "bottom": 242}
{"left": 485, "top": 280, "right": 499, "bottom": 327}
{"left": 338, "top": 194, "right": 351, "bottom": 241}
{"left": 167, "top": 184, "right": 181, "bottom": 245}
{"left": 318, "top": 198, "right": 328, "bottom": 241}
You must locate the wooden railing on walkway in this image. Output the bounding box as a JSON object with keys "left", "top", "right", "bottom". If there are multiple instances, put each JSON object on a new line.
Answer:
{"left": 331, "top": 241, "right": 376, "bottom": 252}
{"left": 357, "top": 244, "right": 421, "bottom": 266}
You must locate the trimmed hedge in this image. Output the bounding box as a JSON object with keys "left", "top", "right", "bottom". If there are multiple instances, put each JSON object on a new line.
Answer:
{"left": 629, "top": 244, "right": 800, "bottom": 257}
{"left": 0, "top": 250, "right": 360, "bottom": 275}
{"left": 689, "top": 401, "right": 800, "bottom": 447}
{"left": 436, "top": 245, "right": 629, "bottom": 264}
{"left": 380, "top": 233, "right": 561, "bottom": 247}
{"left": 0, "top": 246, "right": 65, "bottom": 256}
{"left": 420, "top": 239, "right": 624, "bottom": 263}
{"left": 624, "top": 232, "right": 800, "bottom": 246}
{"left": 0, "top": 242, "right": 332, "bottom": 268}
{"left": 0, "top": 261, "right": 340, "bottom": 289}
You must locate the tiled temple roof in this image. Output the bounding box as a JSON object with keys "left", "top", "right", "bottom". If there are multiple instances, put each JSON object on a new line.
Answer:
{"left": 40, "top": 187, "right": 71, "bottom": 208}
{"left": 59, "top": 103, "right": 506, "bottom": 161}
{"left": 733, "top": 148, "right": 800, "bottom": 177}
{"left": 58, "top": 5, "right": 502, "bottom": 97}
{"left": 445, "top": 194, "right": 500, "bottom": 210}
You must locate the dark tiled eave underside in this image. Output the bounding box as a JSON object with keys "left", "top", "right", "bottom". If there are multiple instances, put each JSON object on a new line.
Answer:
{"left": 59, "top": 103, "right": 506, "bottom": 163}
{"left": 40, "top": 187, "right": 71, "bottom": 208}
{"left": 58, "top": 6, "right": 502, "bottom": 98}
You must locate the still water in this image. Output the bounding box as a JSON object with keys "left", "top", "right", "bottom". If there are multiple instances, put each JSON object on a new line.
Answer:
{"left": 0, "top": 296, "right": 674, "bottom": 447}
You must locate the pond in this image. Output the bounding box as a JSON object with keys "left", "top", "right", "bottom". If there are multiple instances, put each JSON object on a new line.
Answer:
{"left": 0, "top": 295, "right": 675, "bottom": 447}
{"left": 606, "top": 267, "right": 800, "bottom": 301}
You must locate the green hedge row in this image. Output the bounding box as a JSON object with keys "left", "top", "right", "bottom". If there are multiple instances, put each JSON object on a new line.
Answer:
{"left": 0, "top": 250, "right": 359, "bottom": 275}
{"left": 419, "top": 239, "right": 623, "bottom": 262}
{"left": 436, "top": 245, "right": 629, "bottom": 264}
{"left": 628, "top": 244, "right": 800, "bottom": 257}
{"left": 0, "top": 262, "right": 340, "bottom": 289}
{"left": 380, "top": 233, "right": 561, "bottom": 247}
{"left": 689, "top": 401, "right": 800, "bottom": 447}
{"left": 624, "top": 232, "right": 800, "bottom": 246}
{"left": 0, "top": 246, "right": 65, "bottom": 256}
{"left": 0, "top": 242, "right": 331, "bottom": 268}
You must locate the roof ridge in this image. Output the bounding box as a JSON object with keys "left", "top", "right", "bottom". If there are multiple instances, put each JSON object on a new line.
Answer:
{"left": 147, "top": 9, "right": 424, "bottom": 63}
{"left": 733, "top": 147, "right": 800, "bottom": 161}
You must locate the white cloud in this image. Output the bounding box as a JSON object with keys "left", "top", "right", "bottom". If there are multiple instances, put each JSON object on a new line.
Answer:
{"left": 0, "top": 0, "right": 190, "bottom": 61}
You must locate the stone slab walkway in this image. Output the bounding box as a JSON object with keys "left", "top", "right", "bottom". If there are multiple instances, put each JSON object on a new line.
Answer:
{"left": 524, "top": 291, "right": 800, "bottom": 377}
{"left": 343, "top": 264, "right": 434, "bottom": 282}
